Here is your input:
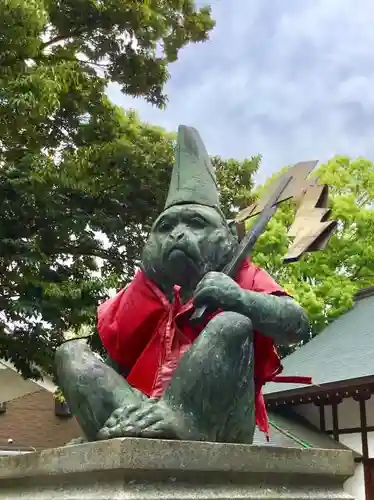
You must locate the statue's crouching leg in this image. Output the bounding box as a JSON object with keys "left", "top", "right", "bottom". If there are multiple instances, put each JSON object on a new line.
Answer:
{"left": 163, "top": 311, "right": 255, "bottom": 444}
{"left": 55, "top": 340, "right": 142, "bottom": 441}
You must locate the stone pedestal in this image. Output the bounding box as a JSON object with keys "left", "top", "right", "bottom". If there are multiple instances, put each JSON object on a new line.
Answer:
{"left": 0, "top": 438, "right": 355, "bottom": 499}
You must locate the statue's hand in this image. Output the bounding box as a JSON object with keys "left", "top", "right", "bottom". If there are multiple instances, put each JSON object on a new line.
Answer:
{"left": 194, "top": 271, "right": 244, "bottom": 312}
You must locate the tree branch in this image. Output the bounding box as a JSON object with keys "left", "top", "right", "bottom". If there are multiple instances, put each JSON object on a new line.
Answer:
{"left": 350, "top": 262, "right": 374, "bottom": 280}
{"left": 351, "top": 267, "right": 363, "bottom": 280}
{"left": 40, "top": 25, "right": 89, "bottom": 50}
{"left": 53, "top": 245, "right": 124, "bottom": 264}
{"left": 41, "top": 33, "right": 78, "bottom": 50}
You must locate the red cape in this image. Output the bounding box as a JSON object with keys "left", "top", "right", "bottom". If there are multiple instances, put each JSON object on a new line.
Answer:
{"left": 97, "top": 258, "right": 311, "bottom": 437}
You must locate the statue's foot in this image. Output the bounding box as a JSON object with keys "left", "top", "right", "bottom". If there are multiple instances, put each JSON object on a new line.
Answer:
{"left": 96, "top": 398, "right": 183, "bottom": 440}
{"left": 65, "top": 436, "right": 87, "bottom": 447}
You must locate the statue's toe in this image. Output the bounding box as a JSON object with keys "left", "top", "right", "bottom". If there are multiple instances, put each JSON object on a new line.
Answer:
{"left": 65, "top": 436, "right": 87, "bottom": 446}
{"left": 105, "top": 416, "right": 118, "bottom": 429}
{"left": 139, "top": 421, "right": 179, "bottom": 439}
{"left": 96, "top": 400, "right": 185, "bottom": 441}
{"left": 97, "top": 427, "right": 110, "bottom": 440}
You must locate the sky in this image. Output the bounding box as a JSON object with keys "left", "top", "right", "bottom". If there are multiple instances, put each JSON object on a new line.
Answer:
{"left": 107, "top": 0, "right": 374, "bottom": 184}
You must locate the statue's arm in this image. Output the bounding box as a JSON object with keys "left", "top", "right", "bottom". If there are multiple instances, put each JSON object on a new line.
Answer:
{"left": 238, "top": 291, "right": 310, "bottom": 345}
{"left": 104, "top": 353, "right": 130, "bottom": 377}
{"left": 193, "top": 270, "right": 310, "bottom": 346}
{"left": 104, "top": 354, "right": 121, "bottom": 373}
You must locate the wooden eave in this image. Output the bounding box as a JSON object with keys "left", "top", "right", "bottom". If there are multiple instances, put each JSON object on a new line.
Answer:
{"left": 266, "top": 375, "right": 374, "bottom": 409}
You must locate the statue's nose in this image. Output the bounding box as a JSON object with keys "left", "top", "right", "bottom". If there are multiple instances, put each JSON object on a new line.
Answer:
{"left": 176, "top": 232, "right": 184, "bottom": 241}
{"left": 171, "top": 228, "right": 184, "bottom": 241}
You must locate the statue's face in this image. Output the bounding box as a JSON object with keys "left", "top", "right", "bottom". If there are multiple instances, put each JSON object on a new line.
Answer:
{"left": 141, "top": 204, "right": 238, "bottom": 295}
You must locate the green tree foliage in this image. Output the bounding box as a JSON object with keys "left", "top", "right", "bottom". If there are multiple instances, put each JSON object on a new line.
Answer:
{"left": 251, "top": 156, "right": 374, "bottom": 354}
{"left": 0, "top": 0, "right": 215, "bottom": 107}
{"left": 214, "top": 155, "right": 260, "bottom": 218}
{"left": 0, "top": 0, "right": 260, "bottom": 378}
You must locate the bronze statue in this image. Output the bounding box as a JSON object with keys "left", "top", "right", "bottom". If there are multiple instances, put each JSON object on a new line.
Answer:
{"left": 55, "top": 125, "right": 313, "bottom": 445}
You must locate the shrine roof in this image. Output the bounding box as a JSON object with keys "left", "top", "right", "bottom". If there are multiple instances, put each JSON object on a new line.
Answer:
{"left": 254, "top": 408, "right": 356, "bottom": 454}
{"left": 264, "top": 286, "right": 374, "bottom": 397}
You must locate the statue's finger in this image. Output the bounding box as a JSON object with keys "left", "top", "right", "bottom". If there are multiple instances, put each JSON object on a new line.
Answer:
{"left": 194, "top": 286, "right": 215, "bottom": 300}
{"left": 137, "top": 412, "right": 163, "bottom": 430}
{"left": 194, "top": 287, "right": 221, "bottom": 307}
{"left": 204, "top": 271, "right": 220, "bottom": 280}
{"left": 193, "top": 279, "right": 207, "bottom": 295}
{"left": 131, "top": 401, "right": 158, "bottom": 422}
{"left": 122, "top": 403, "right": 139, "bottom": 418}
{"left": 194, "top": 273, "right": 218, "bottom": 291}
{"left": 193, "top": 290, "right": 209, "bottom": 307}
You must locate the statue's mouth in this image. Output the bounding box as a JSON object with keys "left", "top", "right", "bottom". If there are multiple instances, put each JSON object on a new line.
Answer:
{"left": 168, "top": 244, "right": 196, "bottom": 262}
{"left": 166, "top": 245, "right": 200, "bottom": 275}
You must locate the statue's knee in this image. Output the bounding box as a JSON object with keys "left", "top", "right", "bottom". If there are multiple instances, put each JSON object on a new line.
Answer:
{"left": 55, "top": 339, "right": 89, "bottom": 364}
{"left": 208, "top": 311, "right": 253, "bottom": 341}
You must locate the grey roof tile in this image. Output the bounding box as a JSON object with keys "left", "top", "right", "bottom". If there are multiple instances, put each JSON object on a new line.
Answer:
{"left": 264, "top": 293, "right": 374, "bottom": 395}
{"left": 253, "top": 410, "right": 352, "bottom": 452}
{"left": 253, "top": 424, "right": 303, "bottom": 448}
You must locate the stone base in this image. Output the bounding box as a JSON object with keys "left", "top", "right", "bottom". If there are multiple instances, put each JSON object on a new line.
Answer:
{"left": 0, "top": 438, "right": 355, "bottom": 499}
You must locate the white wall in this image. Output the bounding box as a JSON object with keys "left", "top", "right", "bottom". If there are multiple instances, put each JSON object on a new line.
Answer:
{"left": 339, "top": 432, "right": 374, "bottom": 500}
{"left": 293, "top": 398, "right": 374, "bottom": 500}
{"left": 294, "top": 396, "right": 374, "bottom": 430}
{"left": 343, "top": 459, "right": 364, "bottom": 500}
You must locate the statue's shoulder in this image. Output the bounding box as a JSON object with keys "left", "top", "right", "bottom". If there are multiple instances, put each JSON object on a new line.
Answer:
{"left": 236, "top": 259, "right": 285, "bottom": 295}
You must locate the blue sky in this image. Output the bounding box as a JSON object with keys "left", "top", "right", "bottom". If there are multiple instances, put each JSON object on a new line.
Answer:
{"left": 107, "top": 0, "right": 374, "bottom": 184}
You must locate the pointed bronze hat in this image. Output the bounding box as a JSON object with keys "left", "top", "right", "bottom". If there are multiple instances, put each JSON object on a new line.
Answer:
{"left": 164, "top": 125, "right": 219, "bottom": 209}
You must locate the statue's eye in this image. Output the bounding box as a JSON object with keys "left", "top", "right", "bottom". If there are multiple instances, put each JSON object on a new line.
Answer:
{"left": 157, "top": 220, "right": 172, "bottom": 232}
{"left": 190, "top": 217, "right": 206, "bottom": 229}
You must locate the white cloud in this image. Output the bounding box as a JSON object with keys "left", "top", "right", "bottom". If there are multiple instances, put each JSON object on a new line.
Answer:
{"left": 107, "top": 0, "right": 374, "bottom": 184}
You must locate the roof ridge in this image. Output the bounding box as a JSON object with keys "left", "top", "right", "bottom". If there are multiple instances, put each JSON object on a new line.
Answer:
{"left": 0, "top": 359, "right": 56, "bottom": 394}
{"left": 0, "top": 387, "right": 45, "bottom": 405}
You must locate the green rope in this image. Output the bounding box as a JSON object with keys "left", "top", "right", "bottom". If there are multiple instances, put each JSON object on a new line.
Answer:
{"left": 269, "top": 419, "right": 313, "bottom": 449}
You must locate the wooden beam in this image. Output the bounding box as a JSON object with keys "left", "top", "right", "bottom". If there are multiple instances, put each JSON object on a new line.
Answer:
{"left": 360, "top": 398, "right": 369, "bottom": 459}
{"left": 353, "top": 388, "right": 371, "bottom": 460}
{"left": 331, "top": 401, "right": 339, "bottom": 441}
{"left": 326, "top": 425, "right": 374, "bottom": 435}
{"left": 364, "top": 461, "right": 374, "bottom": 500}
{"left": 319, "top": 404, "right": 326, "bottom": 432}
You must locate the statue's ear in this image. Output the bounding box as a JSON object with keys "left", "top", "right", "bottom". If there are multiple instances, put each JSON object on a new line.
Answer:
{"left": 227, "top": 220, "right": 239, "bottom": 240}
{"left": 228, "top": 219, "right": 245, "bottom": 241}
